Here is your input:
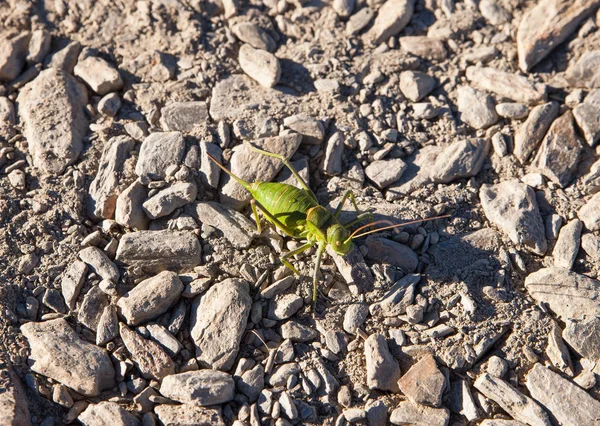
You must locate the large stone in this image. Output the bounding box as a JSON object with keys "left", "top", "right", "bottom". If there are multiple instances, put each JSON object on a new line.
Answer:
{"left": 578, "top": 192, "right": 600, "bottom": 231}
{"left": 115, "top": 180, "right": 149, "bottom": 230}
{"left": 160, "top": 101, "right": 208, "bottom": 132}
{"left": 562, "top": 317, "right": 600, "bottom": 360}
{"left": 16, "top": 67, "right": 88, "bottom": 175}
{"left": 365, "top": 158, "right": 408, "bottom": 189}
{"left": 160, "top": 370, "right": 235, "bottom": 406}
{"left": 74, "top": 56, "right": 123, "bottom": 95}
{"left": 88, "top": 135, "right": 135, "bottom": 220}
{"left": 514, "top": 102, "right": 560, "bottom": 164}
{"left": 119, "top": 323, "right": 175, "bottom": 380}
{"left": 366, "top": 0, "right": 414, "bottom": 45}
{"left": 530, "top": 111, "right": 583, "bottom": 187}
{"left": 398, "top": 353, "right": 445, "bottom": 407}
{"left": 466, "top": 66, "right": 547, "bottom": 105}
{"left": 566, "top": 50, "right": 600, "bottom": 88}
{"left": 369, "top": 274, "right": 420, "bottom": 317}
{"left": 524, "top": 267, "right": 600, "bottom": 320}
{"left": 552, "top": 219, "right": 582, "bottom": 269}
{"left": 78, "top": 246, "right": 119, "bottom": 283}
{"left": 190, "top": 279, "right": 252, "bottom": 370}
{"left": 78, "top": 402, "right": 140, "bottom": 426}
{"left": 117, "top": 271, "right": 184, "bottom": 325}
{"left": 135, "top": 132, "right": 185, "bottom": 180}
{"left": 60, "top": 260, "right": 87, "bottom": 311}
{"left": 0, "top": 33, "right": 29, "bottom": 81}
{"left": 365, "top": 237, "right": 419, "bottom": 272}
{"left": 238, "top": 44, "right": 281, "bottom": 88}
{"left": 365, "top": 333, "right": 401, "bottom": 392}
{"left": 78, "top": 286, "right": 110, "bottom": 332}
{"left": 457, "top": 86, "right": 498, "bottom": 129}
{"left": 115, "top": 230, "right": 201, "bottom": 275}
{"left": 155, "top": 405, "right": 224, "bottom": 425}
{"left": 0, "top": 369, "right": 31, "bottom": 426}
{"left": 517, "top": 0, "right": 599, "bottom": 72}
{"left": 220, "top": 134, "right": 301, "bottom": 209}
{"left": 21, "top": 319, "right": 115, "bottom": 396}
{"left": 480, "top": 180, "right": 547, "bottom": 255}
{"left": 390, "top": 401, "right": 449, "bottom": 426}
{"left": 526, "top": 364, "right": 600, "bottom": 426}
{"left": 26, "top": 29, "right": 51, "bottom": 65}
{"left": 142, "top": 182, "right": 197, "bottom": 219}
{"left": 431, "top": 138, "right": 488, "bottom": 184}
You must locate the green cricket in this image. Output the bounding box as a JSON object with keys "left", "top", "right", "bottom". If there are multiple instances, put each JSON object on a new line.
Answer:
{"left": 208, "top": 143, "right": 446, "bottom": 307}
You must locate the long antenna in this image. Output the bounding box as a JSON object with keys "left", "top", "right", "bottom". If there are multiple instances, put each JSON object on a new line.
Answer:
{"left": 206, "top": 153, "right": 252, "bottom": 191}
{"left": 345, "top": 214, "right": 451, "bottom": 242}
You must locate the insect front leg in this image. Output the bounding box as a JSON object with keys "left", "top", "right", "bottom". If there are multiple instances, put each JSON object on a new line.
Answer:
{"left": 312, "top": 242, "right": 326, "bottom": 309}
{"left": 280, "top": 242, "right": 314, "bottom": 275}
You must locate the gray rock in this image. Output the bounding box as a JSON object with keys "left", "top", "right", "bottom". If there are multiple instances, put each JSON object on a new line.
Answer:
{"left": 238, "top": 44, "right": 280, "bottom": 88}
{"left": 546, "top": 321, "right": 573, "bottom": 375}
{"left": 581, "top": 233, "right": 600, "bottom": 261}
{"left": 0, "top": 368, "right": 31, "bottom": 426}
{"left": 16, "top": 67, "right": 88, "bottom": 175}
{"left": 96, "top": 305, "right": 118, "bottom": 346}
{"left": 386, "top": 145, "right": 440, "bottom": 198}
{"left": 60, "top": 260, "right": 87, "bottom": 311}
{"left": 78, "top": 401, "right": 140, "bottom": 426}
{"left": 237, "top": 364, "right": 265, "bottom": 403}
{"left": 365, "top": 333, "right": 401, "bottom": 392}
{"left": 146, "top": 324, "right": 181, "bottom": 357}
{"left": 119, "top": 323, "right": 175, "bottom": 380}
{"left": 328, "top": 246, "right": 374, "bottom": 294}
{"left": 98, "top": 92, "right": 121, "bottom": 117}
{"left": 154, "top": 405, "right": 224, "bottom": 426}
{"left": 479, "top": 0, "right": 511, "bottom": 25}
{"left": 283, "top": 114, "right": 325, "bottom": 145}
{"left": 135, "top": 131, "right": 185, "bottom": 180}
{"left": 333, "top": 0, "right": 356, "bottom": 17}
{"left": 495, "top": 103, "right": 529, "bottom": 120}
{"left": 88, "top": 135, "right": 135, "bottom": 219}
{"left": 142, "top": 182, "right": 197, "bottom": 219}
{"left": 199, "top": 142, "right": 222, "bottom": 188}
{"left": 480, "top": 180, "right": 547, "bottom": 255}
{"left": 115, "top": 230, "right": 201, "bottom": 275}
{"left": 117, "top": 271, "right": 183, "bottom": 326}
{"left": 44, "top": 40, "right": 81, "bottom": 73}
{"left": 270, "top": 294, "right": 303, "bottom": 320}
{"left": 26, "top": 29, "right": 51, "bottom": 65}
{"left": 115, "top": 181, "right": 149, "bottom": 230}
{"left": 0, "top": 33, "right": 29, "bottom": 81}
{"left": 390, "top": 401, "right": 450, "bottom": 426}
{"left": 369, "top": 274, "right": 420, "bottom": 317}
{"left": 269, "top": 363, "right": 301, "bottom": 387}
{"left": 514, "top": 101, "right": 559, "bottom": 164}
{"left": 491, "top": 132, "right": 509, "bottom": 157}
{"left": 231, "top": 22, "right": 276, "bottom": 52}
{"left": 191, "top": 279, "right": 252, "bottom": 370}
{"left": 399, "top": 36, "right": 447, "bottom": 61}
{"left": 43, "top": 288, "right": 66, "bottom": 313}
{"left": 79, "top": 246, "right": 119, "bottom": 283}
{"left": 526, "top": 363, "right": 600, "bottom": 426}
{"left": 343, "top": 303, "right": 369, "bottom": 334}
{"left": 366, "top": 0, "right": 414, "bottom": 45}
{"left": 525, "top": 267, "right": 600, "bottom": 320}
{"left": 74, "top": 56, "right": 123, "bottom": 95}
{"left": 562, "top": 317, "right": 600, "bottom": 360}
{"left": 78, "top": 286, "right": 110, "bottom": 332}
{"left": 399, "top": 71, "right": 436, "bottom": 102}
{"left": 366, "top": 400, "right": 388, "bottom": 426}
{"left": 578, "top": 192, "right": 600, "bottom": 231}
{"left": 160, "top": 101, "right": 208, "bottom": 132}
{"left": 365, "top": 159, "right": 408, "bottom": 189}
{"left": 346, "top": 7, "right": 375, "bottom": 35}
{"left": 220, "top": 134, "right": 301, "bottom": 209}
{"left": 431, "top": 138, "right": 488, "bottom": 184}
{"left": 447, "top": 379, "right": 479, "bottom": 421}
{"left": 552, "top": 219, "right": 582, "bottom": 269}
{"left": 566, "top": 50, "right": 600, "bottom": 88}
{"left": 21, "top": 319, "right": 115, "bottom": 396}
{"left": 573, "top": 100, "right": 600, "bottom": 146}
{"left": 160, "top": 370, "right": 235, "bottom": 406}
{"left": 0, "top": 97, "right": 16, "bottom": 140}
{"left": 280, "top": 321, "right": 319, "bottom": 342}
{"left": 412, "top": 102, "right": 439, "bottom": 120}
{"left": 344, "top": 408, "right": 366, "bottom": 422}
{"left": 457, "top": 86, "right": 498, "bottom": 129}
{"left": 280, "top": 391, "right": 298, "bottom": 420}
{"left": 398, "top": 353, "right": 445, "bottom": 407}
{"left": 186, "top": 201, "right": 257, "bottom": 249}
{"left": 365, "top": 237, "right": 419, "bottom": 272}
{"left": 517, "top": 0, "right": 598, "bottom": 71}
{"left": 466, "top": 67, "right": 546, "bottom": 105}
{"left": 322, "top": 131, "right": 345, "bottom": 176}
{"left": 530, "top": 111, "right": 583, "bottom": 187}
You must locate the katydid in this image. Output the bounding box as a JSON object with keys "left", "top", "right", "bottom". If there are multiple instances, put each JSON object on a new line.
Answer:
{"left": 208, "top": 143, "right": 448, "bottom": 307}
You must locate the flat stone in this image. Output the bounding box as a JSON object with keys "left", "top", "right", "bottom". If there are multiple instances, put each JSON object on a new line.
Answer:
{"left": 562, "top": 317, "right": 600, "bottom": 360}
{"left": 160, "top": 370, "right": 234, "bottom": 406}
{"left": 479, "top": 0, "right": 511, "bottom": 25}
{"left": 496, "top": 103, "right": 529, "bottom": 119}
{"left": 369, "top": 274, "right": 420, "bottom": 317}
{"left": 399, "top": 36, "right": 447, "bottom": 61}
{"left": 117, "top": 271, "right": 184, "bottom": 326}
{"left": 398, "top": 353, "right": 445, "bottom": 407}
{"left": 237, "top": 364, "right": 265, "bottom": 403}
{"left": 74, "top": 56, "right": 123, "bottom": 95}
{"left": 16, "top": 67, "right": 88, "bottom": 175}
{"left": 115, "top": 181, "right": 149, "bottom": 230}
{"left": 154, "top": 405, "right": 224, "bottom": 426}
{"left": 270, "top": 294, "right": 303, "bottom": 320}
{"left": 343, "top": 303, "right": 369, "bottom": 334}
{"left": 514, "top": 101, "right": 559, "bottom": 164}
{"left": 283, "top": 114, "right": 325, "bottom": 145}
{"left": 346, "top": 7, "right": 375, "bottom": 35}
{"left": 466, "top": 67, "right": 547, "bottom": 105}
{"left": 220, "top": 134, "right": 301, "bottom": 209}
{"left": 135, "top": 131, "right": 185, "bottom": 180}
{"left": 566, "top": 50, "right": 600, "bottom": 88}
{"left": 480, "top": 180, "right": 547, "bottom": 255}
{"left": 447, "top": 379, "right": 479, "bottom": 421}
{"left": 546, "top": 321, "right": 573, "bottom": 375}
{"left": 0, "top": 97, "right": 16, "bottom": 140}
{"left": 552, "top": 219, "right": 582, "bottom": 269}
{"left": 231, "top": 22, "right": 276, "bottom": 52}
{"left": 60, "top": 260, "right": 87, "bottom": 311}
{"left": 328, "top": 246, "right": 375, "bottom": 294}
{"left": 78, "top": 402, "right": 140, "bottom": 426}
{"left": 333, "top": 0, "right": 356, "bottom": 17}
{"left": 0, "top": 368, "right": 31, "bottom": 426}
{"left": 26, "top": 29, "right": 51, "bottom": 65}
{"left": 517, "top": 0, "right": 599, "bottom": 71}
{"left": 190, "top": 279, "right": 252, "bottom": 370}
{"left": 78, "top": 286, "right": 110, "bottom": 332}
{"left": 238, "top": 44, "right": 281, "bottom": 88}
{"left": 21, "top": 319, "right": 115, "bottom": 396}
{"left": 146, "top": 324, "right": 181, "bottom": 357}
{"left": 366, "top": 0, "right": 414, "bottom": 45}
{"left": 119, "top": 323, "right": 175, "bottom": 380}
{"left": 365, "top": 237, "right": 419, "bottom": 272}
{"left": 322, "top": 131, "right": 345, "bottom": 176}
{"left": 199, "top": 142, "right": 222, "bottom": 188}
{"left": 115, "top": 230, "right": 201, "bottom": 275}
{"left": 431, "top": 138, "right": 488, "bottom": 184}
{"left": 44, "top": 40, "right": 81, "bottom": 73}
{"left": 78, "top": 246, "right": 119, "bottom": 283}
{"left": 142, "top": 182, "right": 197, "bottom": 219}
{"left": 581, "top": 233, "right": 600, "bottom": 261}
{"left": 269, "top": 363, "right": 301, "bottom": 387}
{"left": 365, "top": 158, "right": 408, "bottom": 189}
{"left": 573, "top": 100, "right": 600, "bottom": 146}
{"left": 400, "top": 71, "right": 436, "bottom": 102}
{"left": 96, "top": 305, "right": 119, "bottom": 346}
{"left": 160, "top": 101, "right": 208, "bottom": 132}
{"left": 530, "top": 111, "right": 583, "bottom": 187}
{"left": 390, "top": 401, "right": 450, "bottom": 426}
{"left": 88, "top": 135, "right": 135, "bottom": 219}
{"left": 386, "top": 145, "right": 440, "bottom": 198}
{"left": 525, "top": 267, "right": 600, "bottom": 320}
{"left": 578, "top": 192, "right": 600, "bottom": 231}
{"left": 526, "top": 363, "right": 600, "bottom": 426}
{"left": 457, "top": 86, "right": 498, "bottom": 129}
{"left": 0, "top": 33, "right": 29, "bottom": 81}
{"left": 280, "top": 321, "right": 319, "bottom": 342}
{"left": 365, "top": 333, "right": 401, "bottom": 392}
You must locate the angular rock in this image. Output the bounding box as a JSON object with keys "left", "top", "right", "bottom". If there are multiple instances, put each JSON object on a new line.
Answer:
{"left": 117, "top": 271, "right": 184, "bottom": 326}
{"left": 78, "top": 286, "right": 110, "bottom": 332}
{"left": 270, "top": 294, "right": 303, "bottom": 320}
{"left": 546, "top": 321, "right": 573, "bottom": 375}
{"left": 78, "top": 402, "right": 140, "bottom": 426}
{"left": 119, "top": 323, "right": 175, "bottom": 380}
{"left": 365, "top": 333, "right": 401, "bottom": 392}
{"left": 386, "top": 145, "right": 440, "bottom": 197}
{"left": 74, "top": 56, "right": 123, "bottom": 95}
{"left": 517, "top": 0, "right": 599, "bottom": 71}
{"left": 398, "top": 353, "right": 445, "bottom": 407}
{"left": 457, "top": 86, "right": 498, "bottom": 129}
{"left": 135, "top": 131, "right": 185, "bottom": 180}
{"left": 346, "top": 7, "right": 375, "bottom": 35}
{"left": 573, "top": 99, "right": 600, "bottom": 146}
{"left": 280, "top": 321, "right": 319, "bottom": 342}
{"left": 88, "top": 135, "right": 135, "bottom": 219}
{"left": 530, "top": 111, "right": 583, "bottom": 187}
{"left": 231, "top": 22, "right": 276, "bottom": 52}
{"left": 142, "top": 182, "right": 197, "bottom": 219}
{"left": 238, "top": 44, "right": 281, "bottom": 88}
{"left": 0, "top": 97, "right": 16, "bottom": 140}
{"left": 526, "top": 363, "right": 600, "bottom": 426}
{"left": 98, "top": 92, "right": 121, "bottom": 117}
{"left": 466, "top": 67, "right": 546, "bottom": 105}
{"left": 390, "top": 401, "right": 450, "bottom": 426}
{"left": 115, "top": 230, "right": 201, "bottom": 274}
{"left": 44, "top": 40, "right": 81, "bottom": 73}
{"left": 115, "top": 180, "right": 149, "bottom": 230}
{"left": 366, "top": 0, "right": 414, "bottom": 45}
{"left": 27, "top": 29, "right": 51, "bottom": 65}
{"left": 79, "top": 246, "right": 119, "bottom": 283}
{"left": 60, "top": 260, "right": 87, "bottom": 310}
{"left": 333, "top": 0, "right": 356, "bottom": 17}
{"left": 0, "top": 33, "right": 29, "bottom": 81}
{"left": 562, "top": 317, "right": 600, "bottom": 360}
{"left": 474, "top": 373, "right": 551, "bottom": 426}
{"left": 581, "top": 233, "right": 600, "bottom": 261}
{"left": 96, "top": 305, "right": 119, "bottom": 346}
{"left": 328, "top": 246, "right": 375, "bottom": 294}
{"left": 343, "top": 303, "right": 369, "bottom": 334}
{"left": 365, "top": 237, "right": 419, "bottom": 272}
{"left": 479, "top": 0, "right": 511, "bottom": 25}
{"left": 431, "top": 138, "right": 488, "bottom": 184}
{"left": 496, "top": 103, "right": 529, "bottom": 120}
{"left": 578, "top": 192, "right": 600, "bottom": 231}
{"left": 21, "top": 319, "right": 115, "bottom": 396}
{"left": 514, "top": 101, "right": 559, "bottom": 164}
{"left": 365, "top": 158, "right": 408, "bottom": 189}
{"left": 160, "top": 101, "right": 208, "bottom": 132}
{"left": 322, "top": 131, "right": 345, "bottom": 176}
{"left": 566, "top": 50, "right": 600, "bottom": 88}
{"left": 399, "top": 36, "right": 447, "bottom": 61}
{"left": 237, "top": 364, "right": 265, "bottom": 403}
{"left": 480, "top": 180, "right": 547, "bottom": 255}
{"left": 220, "top": 134, "right": 301, "bottom": 209}
{"left": 552, "top": 219, "right": 582, "bottom": 269}
{"left": 199, "top": 142, "right": 222, "bottom": 188}
{"left": 146, "top": 324, "right": 182, "bottom": 357}
{"left": 154, "top": 405, "right": 225, "bottom": 426}
{"left": 160, "top": 370, "right": 234, "bottom": 406}
{"left": 16, "top": 67, "right": 88, "bottom": 175}
{"left": 369, "top": 274, "right": 420, "bottom": 317}
{"left": 283, "top": 114, "right": 325, "bottom": 145}
{"left": 0, "top": 368, "right": 31, "bottom": 426}
{"left": 400, "top": 71, "right": 436, "bottom": 102}
{"left": 191, "top": 279, "right": 252, "bottom": 370}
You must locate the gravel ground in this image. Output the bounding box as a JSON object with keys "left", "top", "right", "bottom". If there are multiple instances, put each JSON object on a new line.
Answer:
{"left": 2, "top": 0, "right": 600, "bottom": 425}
